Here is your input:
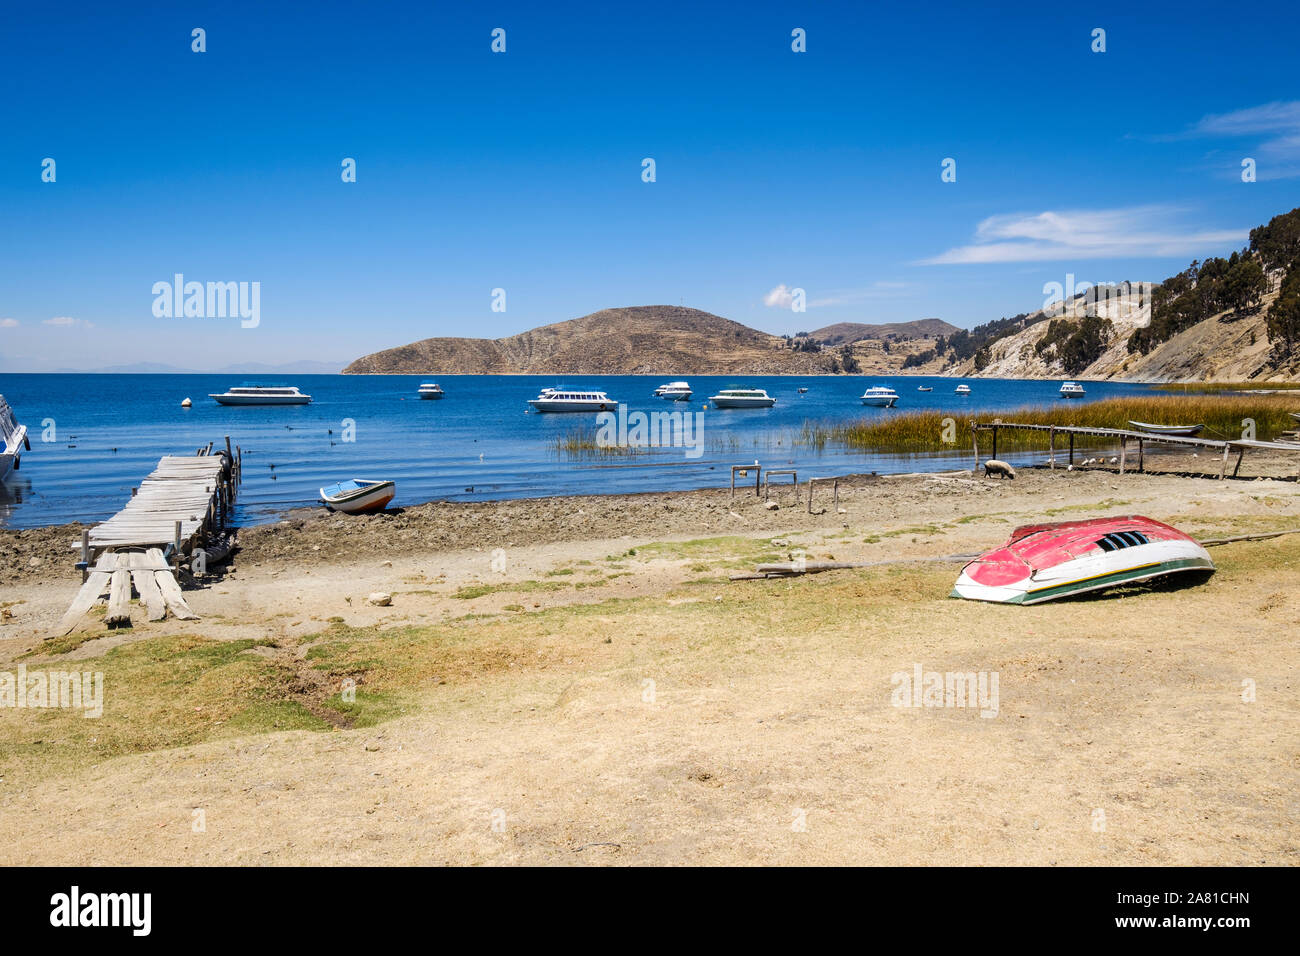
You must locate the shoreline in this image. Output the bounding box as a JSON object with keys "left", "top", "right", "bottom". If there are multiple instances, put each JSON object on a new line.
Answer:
{"left": 5, "top": 446, "right": 1300, "bottom": 587}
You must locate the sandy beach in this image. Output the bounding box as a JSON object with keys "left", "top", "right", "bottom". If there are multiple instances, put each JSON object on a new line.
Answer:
{"left": 2, "top": 451, "right": 1299, "bottom": 865}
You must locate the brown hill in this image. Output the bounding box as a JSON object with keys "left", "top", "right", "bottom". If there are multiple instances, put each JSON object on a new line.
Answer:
{"left": 808, "top": 319, "right": 959, "bottom": 345}
{"left": 344, "top": 306, "right": 915, "bottom": 375}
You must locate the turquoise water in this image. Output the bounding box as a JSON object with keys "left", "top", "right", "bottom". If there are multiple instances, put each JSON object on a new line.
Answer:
{"left": 0, "top": 373, "right": 1157, "bottom": 528}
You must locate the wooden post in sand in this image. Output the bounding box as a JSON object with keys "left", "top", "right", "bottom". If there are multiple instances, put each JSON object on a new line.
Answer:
{"left": 1119, "top": 437, "right": 1126, "bottom": 475}
{"left": 970, "top": 422, "right": 979, "bottom": 475}
{"left": 1220, "top": 444, "right": 1231, "bottom": 480}
{"left": 1069, "top": 433, "right": 1075, "bottom": 466}
{"left": 1138, "top": 439, "right": 1144, "bottom": 473}
{"left": 1049, "top": 427, "right": 1056, "bottom": 469}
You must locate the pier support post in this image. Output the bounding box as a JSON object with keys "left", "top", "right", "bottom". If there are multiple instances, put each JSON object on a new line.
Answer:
{"left": 1220, "top": 444, "right": 1231, "bottom": 480}
{"left": 970, "top": 422, "right": 979, "bottom": 475}
{"left": 1120, "top": 437, "right": 1127, "bottom": 475}
{"left": 80, "top": 530, "right": 89, "bottom": 583}
{"left": 173, "top": 520, "right": 182, "bottom": 569}
{"left": 1069, "top": 433, "right": 1074, "bottom": 465}
{"left": 1049, "top": 427, "right": 1055, "bottom": 469}
{"left": 1138, "top": 440, "right": 1144, "bottom": 473}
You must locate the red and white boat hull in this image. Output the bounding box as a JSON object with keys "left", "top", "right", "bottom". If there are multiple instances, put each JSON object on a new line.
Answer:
{"left": 952, "top": 516, "right": 1214, "bottom": 605}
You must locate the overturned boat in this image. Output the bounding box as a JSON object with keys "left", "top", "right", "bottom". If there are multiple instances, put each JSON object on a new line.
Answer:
{"left": 320, "top": 478, "right": 396, "bottom": 514}
{"left": 1127, "top": 420, "right": 1204, "bottom": 437}
{"left": 951, "top": 515, "right": 1214, "bottom": 605}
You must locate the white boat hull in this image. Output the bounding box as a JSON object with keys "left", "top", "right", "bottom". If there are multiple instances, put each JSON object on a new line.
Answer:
{"left": 419, "top": 391, "right": 444, "bottom": 400}
{"left": 0, "top": 396, "right": 28, "bottom": 481}
{"left": 861, "top": 396, "right": 898, "bottom": 407}
{"left": 320, "top": 480, "right": 396, "bottom": 514}
{"left": 1127, "top": 421, "right": 1204, "bottom": 437}
{"left": 710, "top": 397, "right": 776, "bottom": 408}
{"left": 953, "top": 538, "right": 1213, "bottom": 605}
{"left": 528, "top": 400, "right": 617, "bottom": 412}
{"left": 211, "top": 394, "right": 312, "bottom": 406}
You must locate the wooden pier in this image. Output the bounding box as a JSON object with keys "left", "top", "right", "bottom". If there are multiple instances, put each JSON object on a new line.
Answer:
{"left": 58, "top": 438, "right": 242, "bottom": 634}
{"left": 971, "top": 421, "right": 1300, "bottom": 480}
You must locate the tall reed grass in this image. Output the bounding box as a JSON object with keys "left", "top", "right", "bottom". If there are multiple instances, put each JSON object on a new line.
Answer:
{"left": 816, "top": 395, "right": 1300, "bottom": 452}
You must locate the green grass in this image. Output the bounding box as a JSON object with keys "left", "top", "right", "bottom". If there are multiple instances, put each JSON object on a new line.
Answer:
{"left": 452, "top": 579, "right": 570, "bottom": 600}
{"left": 811, "top": 394, "right": 1300, "bottom": 452}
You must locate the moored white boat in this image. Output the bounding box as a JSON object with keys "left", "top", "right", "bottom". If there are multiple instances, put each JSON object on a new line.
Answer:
{"left": 320, "top": 478, "right": 396, "bottom": 514}
{"left": 954, "top": 384, "right": 971, "bottom": 395}
{"left": 0, "top": 394, "right": 31, "bottom": 481}
{"left": 1060, "top": 381, "right": 1086, "bottom": 398}
{"left": 210, "top": 384, "right": 312, "bottom": 405}
{"left": 1127, "top": 420, "right": 1204, "bottom": 437}
{"left": 951, "top": 515, "right": 1214, "bottom": 605}
{"left": 418, "top": 383, "right": 445, "bottom": 399}
{"left": 527, "top": 387, "right": 617, "bottom": 412}
{"left": 860, "top": 386, "right": 900, "bottom": 407}
{"left": 652, "top": 381, "right": 692, "bottom": 401}
{"left": 708, "top": 387, "right": 777, "bottom": 408}
{"left": 917, "top": 385, "right": 933, "bottom": 391}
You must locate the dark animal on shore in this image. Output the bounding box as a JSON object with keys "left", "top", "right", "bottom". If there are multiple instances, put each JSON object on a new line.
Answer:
{"left": 983, "top": 459, "right": 1016, "bottom": 480}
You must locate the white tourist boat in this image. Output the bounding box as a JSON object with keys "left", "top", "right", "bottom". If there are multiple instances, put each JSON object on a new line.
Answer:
{"left": 418, "top": 383, "right": 445, "bottom": 400}
{"left": 652, "top": 381, "right": 693, "bottom": 401}
{"left": 952, "top": 515, "right": 1214, "bottom": 605}
{"left": 860, "top": 386, "right": 900, "bottom": 407}
{"left": 708, "top": 387, "right": 777, "bottom": 408}
{"left": 1060, "top": 381, "right": 1086, "bottom": 398}
{"left": 0, "top": 394, "right": 30, "bottom": 481}
{"left": 527, "top": 387, "right": 618, "bottom": 412}
{"left": 320, "top": 478, "right": 396, "bottom": 514}
{"left": 210, "top": 384, "right": 312, "bottom": 406}
{"left": 917, "top": 385, "right": 933, "bottom": 391}
{"left": 954, "top": 384, "right": 972, "bottom": 395}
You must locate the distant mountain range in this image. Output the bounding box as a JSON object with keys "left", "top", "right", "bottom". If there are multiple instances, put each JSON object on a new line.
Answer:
{"left": 35, "top": 360, "right": 346, "bottom": 375}
{"left": 344, "top": 306, "right": 951, "bottom": 375}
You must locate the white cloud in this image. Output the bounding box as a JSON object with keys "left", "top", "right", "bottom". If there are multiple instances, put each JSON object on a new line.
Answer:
{"left": 0, "top": 318, "right": 18, "bottom": 328}
{"left": 44, "top": 316, "right": 95, "bottom": 328}
{"left": 1186, "top": 101, "right": 1300, "bottom": 139}
{"left": 920, "top": 206, "right": 1247, "bottom": 265}
{"left": 763, "top": 284, "right": 795, "bottom": 308}
{"left": 1171, "top": 101, "right": 1300, "bottom": 178}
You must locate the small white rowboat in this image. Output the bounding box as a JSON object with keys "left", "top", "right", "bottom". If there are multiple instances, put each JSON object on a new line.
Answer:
{"left": 1127, "top": 421, "right": 1205, "bottom": 437}
{"left": 320, "top": 479, "right": 396, "bottom": 514}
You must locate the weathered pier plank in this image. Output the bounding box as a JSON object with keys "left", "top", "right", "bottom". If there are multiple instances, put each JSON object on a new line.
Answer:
{"left": 56, "top": 442, "right": 239, "bottom": 635}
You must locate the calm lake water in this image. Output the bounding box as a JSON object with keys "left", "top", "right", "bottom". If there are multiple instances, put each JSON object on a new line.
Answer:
{"left": 0, "top": 374, "right": 1158, "bottom": 529}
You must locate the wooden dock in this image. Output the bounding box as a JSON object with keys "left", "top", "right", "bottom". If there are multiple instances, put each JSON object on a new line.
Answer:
{"left": 58, "top": 439, "right": 242, "bottom": 634}
{"left": 971, "top": 421, "right": 1300, "bottom": 480}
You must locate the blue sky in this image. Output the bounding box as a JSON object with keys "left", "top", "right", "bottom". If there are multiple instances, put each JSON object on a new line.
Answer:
{"left": 2, "top": 0, "right": 1298, "bottom": 370}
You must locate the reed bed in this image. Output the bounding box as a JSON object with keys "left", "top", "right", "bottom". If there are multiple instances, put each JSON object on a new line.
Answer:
{"left": 1153, "top": 381, "right": 1300, "bottom": 393}
{"left": 549, "top": 427, "right": 649, "bottom": 457}
{"left": 817, "top": 394, "right": 1300, "bottom": 453}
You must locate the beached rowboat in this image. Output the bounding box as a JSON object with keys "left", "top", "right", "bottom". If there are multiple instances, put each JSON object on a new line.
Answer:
{"left": 1127, "top": 421, "right": 1205, "bottom": 437}
{"left": 320, "top": 479, "right": 396, "bottom": 514}
{"left": 951, "top": 515, "right": 1214, "bottom": 605}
